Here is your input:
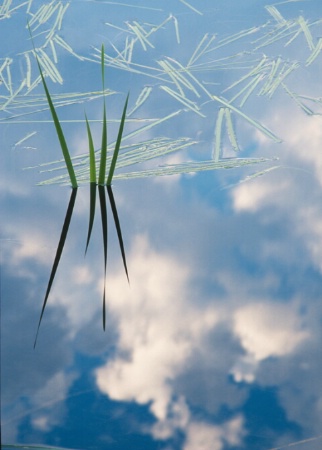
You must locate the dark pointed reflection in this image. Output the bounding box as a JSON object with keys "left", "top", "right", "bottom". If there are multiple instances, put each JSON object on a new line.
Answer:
{"left": 85, "top": 182, "right": 97, "bottom": 255}
{"left": 98, "top": 185, "right": 108, "bottom": 331}
{"left": 34, "top": 184, "right": 129, "bottom": 345}
{"left": 107, "top": 185, "right": 129, "bottom": 284}
{"left": 34, "top": 187, "right": 78, "bottom": 348}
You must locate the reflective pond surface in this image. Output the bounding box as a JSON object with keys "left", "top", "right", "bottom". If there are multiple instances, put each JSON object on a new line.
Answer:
{"left": 1, "top": 1, "right": 322, "bottom": 449}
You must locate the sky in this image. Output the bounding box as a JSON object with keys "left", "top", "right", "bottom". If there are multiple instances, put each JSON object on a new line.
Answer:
{"left": 1, "top": 1, "right": 322, "bottom": 449}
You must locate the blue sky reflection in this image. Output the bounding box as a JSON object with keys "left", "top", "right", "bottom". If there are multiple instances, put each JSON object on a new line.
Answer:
{"left": 1, "top": 1, "right": 322, "bottom": 449}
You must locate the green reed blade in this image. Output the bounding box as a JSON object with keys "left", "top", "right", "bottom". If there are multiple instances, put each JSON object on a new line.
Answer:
{"left": 85, "top": 114, "right": 97, "bottom": 183}
{"left": 98, "top": 185, "right": 108, "bottom": 330}
{"left": 34, "top": 188, "right": 78, "bottom": 348}
{"left": 106, "top": 93, "right": 129, "bottom": 186}
{"left": 98, "top": 45, "right": 107, "bottom": 185}
{"left": 84, "top": 114, "right": 97, "bottom": 254}
{"left": 85, "top": 182, "right": 97, "bottom": 255}
{"left": 37, "top": 66, "right": 78, "bottom": 187}
{"left": 28, "top": 24, "right": 77, "bottom": 188}
{"left": 98, "top": 103, "right": 107, "bottom": 185}
{"left": 107, "top": 186, "right": 129, "bottom": 283}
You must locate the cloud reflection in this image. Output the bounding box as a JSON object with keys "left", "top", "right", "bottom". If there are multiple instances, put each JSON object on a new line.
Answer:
{"left": 2, "top": 1, "right": 322, "bottom": 448}
{"left": 96, "top": 235, "right": 219, "bottom": 418}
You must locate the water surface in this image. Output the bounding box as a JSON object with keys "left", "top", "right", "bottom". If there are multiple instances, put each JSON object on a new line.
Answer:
{"left": 1, "top": 1, "right": 322, "bottom": 449}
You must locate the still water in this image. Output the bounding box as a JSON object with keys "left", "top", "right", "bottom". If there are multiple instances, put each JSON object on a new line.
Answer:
{"left": 1, "top": 0, "right": 322, "bottom": 449}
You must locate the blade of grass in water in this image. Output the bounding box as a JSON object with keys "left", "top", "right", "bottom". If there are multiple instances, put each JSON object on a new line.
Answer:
{"left": 28, "top": 24, "right": 77, "bottom": 188}
{"left": 213, "top": 107, "right": 225, "bottom": 161}
{"left": 85, "top": 183, "right": 97, "bottom": 254}
{"left": 34, "top": 188, "right": 78, "bottom": 348}
{"left": 98, "top": 185, "right": 108, "bottom": 330}
{"left": 98, "top": 102, "right": 107, "bottom": 184}
{"left": 106, "top": 93, "right": 129, "bottom": 186}
{"left": 35, "top": 67, "right": 78, "bottom": 187}
{"left": 212, "top": 95, "right": 282, "bottom": 143}
{"left": 94, "top": 45, "right": 108, "bottom": 330}
{"left": 107, "top": 185, "right": 129, "bottom": 283}
{"left": 98, "top": 45, "right": 107, "bottom": 185}
{"left": 85, "top": 114, "right": 97, "bottom": 254}
{"left": 85, "top": 114, "right": 97, "bottom": 183}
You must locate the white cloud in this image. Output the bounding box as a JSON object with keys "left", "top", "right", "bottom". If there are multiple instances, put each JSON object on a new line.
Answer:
{"left": 29, "top": 370, "right": 76, "bottom": 432}
{"left": 71, "top": 264, "right": 94, "bottom": 285}
{"left": 31, "top": 415, "right": 51, "bottom": 431}
{"left": 2, "top": 4, "right": 322, "bottom": 448}
{"left": 149, "top": 396, "right": 190, "bottom": 440}
{"left": 277, "top": 113, "right": 322, "bottom": 184}
{"left": 152, "top": 152, "right": 191, "bottom": 188}
{"left": 232, "top": 178, "right": 289, "bottom": 213}
{"left": 234, "top": 301, "right": 309, "bottom": 360}
{"left": 95, "top": 234, "right": 220, "bottom": 435}
{"left": 233, "top": 101, "right": 322, "bottom": 215}
{"left": 184, "top": 421, "right": 224, "bottom": 450}
{"left": 90, "top": 183, "right": 319, "bottom": 443}
{"left": 184, "top": 416, "right": 245, "bottom": 450}
{"left": 10, "top": 232, "right": 53, "bottom": 266}
{"left": 231, "top": 301, "right": 310, "bottom": 382}
{"left": 294, "top": 204, "right": 322, "bottom": 274}
{"left": 32, "top": 370, "right": 75, "bottom": 407}
{"left": 231, "top": 101, "right": 322, "bottom": 280}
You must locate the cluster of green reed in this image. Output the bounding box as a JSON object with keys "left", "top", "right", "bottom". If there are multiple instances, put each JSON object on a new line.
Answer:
{"left": 30, "top": 30, "right": 129, "bottom": 347}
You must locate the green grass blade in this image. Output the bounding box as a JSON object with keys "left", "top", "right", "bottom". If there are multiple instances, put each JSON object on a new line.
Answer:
{"left": 107, "top": 186, "right": 129, "bottom": 283}
{"left": 98, "top": 102, "right": 107, "bottom": 185}
{"left": 98, "top": 185, "right": 108, "bottom": 330}
{"left": 34, "top": 188, "right": 78, "bottom": 348}
{"left": 38, "top": 65, "right": 78, "bottom": 187}
{"left": 84, "top": 114, "right": 97, "bottom": 254}
{"left": 85, "top": 114, "right": 96, "bottom": 183}
{"left": 106, "top": 93, "right": 129, "bottom": 186}
{"left": 85, "top": 183, "right": 97, "bottom": 254}
{"left": 28, "top": 24, "right": 77, "bottom": 187}
{"left": 36, "top": 63, "right": 76, "bottom": 186}
{"left": 98, "top": 45, "right": 107, "bottom": 185}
